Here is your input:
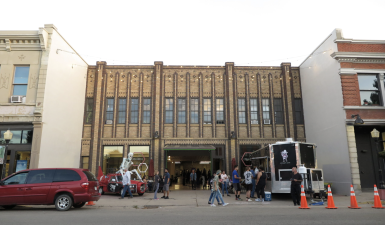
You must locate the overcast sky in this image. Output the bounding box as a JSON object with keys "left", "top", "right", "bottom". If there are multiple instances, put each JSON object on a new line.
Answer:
{"left": 1, "top": 0, "right": 384, "bottom": 66}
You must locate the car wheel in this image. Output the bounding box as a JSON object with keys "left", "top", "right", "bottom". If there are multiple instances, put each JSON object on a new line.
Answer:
{"left": 99, "top": 187, "right": 104, "bottom": 195}
{"left": 73, "top": 202, "right": 86, "bottom": 208}
{"left": 2, "top": 205, "right": 16, "bottom": 210}
{"left": 55, "top": 194, "right": 73, "bottom": 211}
{"left": 138, "top": 193, "right": 144, "bottom": 196}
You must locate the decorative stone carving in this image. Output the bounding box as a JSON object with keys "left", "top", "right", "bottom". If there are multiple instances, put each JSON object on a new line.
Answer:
{"left": 0, "top": 73, "right": 10, "bottom": 89}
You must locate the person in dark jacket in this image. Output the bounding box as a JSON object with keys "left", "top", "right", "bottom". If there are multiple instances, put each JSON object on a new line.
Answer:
{"left": 290, "top": 166, "right": 303, "bottom": 206}
{"left": 153, "top": 170, "right": 160, "bottom": 200}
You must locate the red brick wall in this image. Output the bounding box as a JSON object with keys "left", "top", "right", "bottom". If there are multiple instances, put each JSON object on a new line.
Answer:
{"left": 338, "top": 43, "right": 385, "bottom": 52}
{"left": 345, "top": 109, "right": 385, "bottom": 119}
{"left": 341, "top": 75, "right": 360, "bottom": 106}
{"left": 340, "top": 62, "right": 385, "bottom": 69}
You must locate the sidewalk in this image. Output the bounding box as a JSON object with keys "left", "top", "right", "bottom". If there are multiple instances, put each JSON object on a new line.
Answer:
{"left": 91, "top": 190, "right": 384, "bottom": 209}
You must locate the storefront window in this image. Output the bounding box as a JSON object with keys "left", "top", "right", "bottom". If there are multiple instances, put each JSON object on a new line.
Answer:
{"left": 13, "top": 151, "right": 31, "bottom": 172}
{"left": 0, "top": 130, "right": 33, "bottom": 144}
{"left": 103, "top": 146, "right": 123, "bottom": 174}
{"left": 130, "top": 146, "right": 150, "bottom": 179}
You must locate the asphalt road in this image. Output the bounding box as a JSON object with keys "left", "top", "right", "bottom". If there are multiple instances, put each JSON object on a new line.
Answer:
{"left": 1, "top": 204, "right": 384, "bottom": 225}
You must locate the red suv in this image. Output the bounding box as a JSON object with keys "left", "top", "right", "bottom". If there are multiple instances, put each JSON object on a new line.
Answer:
{"left": 0, "top": 168, "right": 100, "bottom": 211}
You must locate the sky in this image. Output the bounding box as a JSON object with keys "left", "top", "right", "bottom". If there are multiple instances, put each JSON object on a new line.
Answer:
{"left": 1, "top": 0, "right": 384, "bottom": 66}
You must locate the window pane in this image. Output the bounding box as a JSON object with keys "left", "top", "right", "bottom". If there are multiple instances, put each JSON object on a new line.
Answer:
{"left": 103, "top": 146, "right": 123, "bottom": 174}
{"left": 14, "top": 67, "right": 30, "bottom": 84}
{"left": 9, "top": 130, "right": 22, "bottom": 144}
{"left": 21, "top": 130, "right": 33, "bottom": 144}
{"left": 130, "top": 99, "right": 139, "bottom": 124}
{"left": 191, "top": 112, "right": 199, "bottom": 123}
{"left": 13, "top": 85, "right": 27, "bottom": 96}
{"left": 262, "top": 99, "right": 270, "bottom": 121}
{"left": 85, "top": 98, "right": 94, "bottom": 124}
{"left": 250, "top": 99, "right": 258, "bottom": 124}
{"left": 204, "top": 99, "right": 211, "bottom": 123}
{"left": 4, "top": 172, "right": 28, "bottom": 185}
{"left": 358, "top": 75, "right": 378, "bottom": 90}
{"left": 360, "top": 91, "right": 380, "bottom": 105}
{"left": 274, "top": 99, "right": 283, "bottom": 124}
{"left": 26, "top": 170, "right": 55, "bottom": 184}
{"left": 53, "top": 169, "right": 81, "bottom": 182}
{"left": 178, "top": 99, "right": 186, "bottom": 123}
{"left": 294, "top": 99, "right": 303, "bottom": 124}
{"left": 143, "top": 99, "right": 151, "bottom": 124}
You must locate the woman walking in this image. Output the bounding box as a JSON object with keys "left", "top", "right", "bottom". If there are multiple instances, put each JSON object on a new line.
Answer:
{"left": 154, "top": 170, "right": 160, "bottom": 200}
{"left": 220, "top": 170, "right": 230, "bottom": 197}
{"left": 255, "top": 166, "right": 267, "bottom": 202}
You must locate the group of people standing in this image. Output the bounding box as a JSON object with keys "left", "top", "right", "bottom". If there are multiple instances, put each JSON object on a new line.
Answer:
{"left": 232, "top": 165, "right": 267, "bottom": 202}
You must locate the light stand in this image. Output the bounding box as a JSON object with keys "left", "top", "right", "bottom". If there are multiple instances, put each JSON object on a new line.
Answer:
{"left": 1, "top": 130, "right": 13, "bottom": 180}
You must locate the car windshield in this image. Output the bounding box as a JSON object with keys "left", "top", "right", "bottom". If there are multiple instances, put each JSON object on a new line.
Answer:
{"left": 117, "top": 175, "right": 122, "bottom": 182}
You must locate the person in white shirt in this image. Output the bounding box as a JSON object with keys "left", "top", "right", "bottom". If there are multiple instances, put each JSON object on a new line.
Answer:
{"left": 221, "top": 170, "right": 230, "bottom": 197}
{"left": 119, "top": 169, "right": 133, "bottom": 199}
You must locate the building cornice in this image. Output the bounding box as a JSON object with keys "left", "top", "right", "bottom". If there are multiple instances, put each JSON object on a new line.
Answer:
{"left": 343, "top": 106, "right": 385, "bottom": 110}
{"left": 346, "top": 119, "right": 385, "bottom": 125}
{"left": 331, "top": 52, "right": 385, "bottom": 64}
{"left": 339, "top": 68, "right": 385, "bottom": 75}
{"left": 334, "top": 39, "right": 385, "bottom": 44}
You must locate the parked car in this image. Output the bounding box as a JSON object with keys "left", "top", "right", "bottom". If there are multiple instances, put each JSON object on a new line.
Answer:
{"left": 0, "top": 168, "right": 100, "bottom": 211}
{"left": 97, "top": 168, "right": 147, "bottom": 196}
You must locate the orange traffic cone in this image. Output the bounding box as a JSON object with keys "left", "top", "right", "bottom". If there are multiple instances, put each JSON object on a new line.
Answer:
{"left": 348, "top": 184, "right": 361, "bottom": 209}
{"left": 299, "top": 185, "right": 310, "bottom": 209}
{"left": 372, "top": 185, "right": 385, "bottom": 209}
{"left": 86, "top": 201, "right": 95, "bottom": 206}
{"left": 325, "top": 185, "right": 337, "bottom": 209}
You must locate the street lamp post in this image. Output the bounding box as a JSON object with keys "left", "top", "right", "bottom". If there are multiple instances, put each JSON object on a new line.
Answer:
{"left": 371, "top": 128, "right": 385, "bottom": 189}
{"left": 1, "top": 130, "right": 13, "bottom": 180}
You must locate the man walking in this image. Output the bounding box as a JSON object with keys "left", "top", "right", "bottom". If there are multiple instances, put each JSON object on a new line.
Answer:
{"left": 290, "top": 166, "right": 302, "bottom": 206}
{"left": 244, "top": 166, "right": 253, "bottom": 201}
{"left": 190, "top": 169, "right": 197, "bottom": 190}
{"left": 162, "top": 168, "right": 170, "bottom": 199}
{"left": 119, "top": 169, "right": 133, "bottom": 199}
{"left": 232, "top": 165, "right": 242, "bottom": 201}
{"left": 210, "top": 170, "right": 229, "bottom": 207}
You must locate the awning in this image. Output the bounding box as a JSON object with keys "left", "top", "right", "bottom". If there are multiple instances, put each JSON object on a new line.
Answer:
{"left": 163, "top": 145, "right": 216, "bottom": 150}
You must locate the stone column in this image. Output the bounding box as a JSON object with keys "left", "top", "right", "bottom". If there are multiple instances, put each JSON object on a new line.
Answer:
{"left": 346, "top": 125, "right": 361, "bottom": 192}
{"left": 30, "top": 122, "right": 43, "bottom": 169}
{"left": 154, "top": 62, "right": 163, "bottom": 172}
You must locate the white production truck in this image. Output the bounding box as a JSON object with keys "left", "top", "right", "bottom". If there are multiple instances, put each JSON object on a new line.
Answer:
{"left": 249, "top": 138, "right": 325, "bottom": 198}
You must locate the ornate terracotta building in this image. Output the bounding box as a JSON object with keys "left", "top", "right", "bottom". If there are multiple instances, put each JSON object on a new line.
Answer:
{"left": 81, "top": 61, "right": 305, "bottom": 177}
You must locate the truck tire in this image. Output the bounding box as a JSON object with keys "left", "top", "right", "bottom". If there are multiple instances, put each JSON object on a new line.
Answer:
{"left": 99, "top": 187, "right": 104, "bottom": 195}
{"left": 55, "top": 194, "right": 73, "bottom": 211}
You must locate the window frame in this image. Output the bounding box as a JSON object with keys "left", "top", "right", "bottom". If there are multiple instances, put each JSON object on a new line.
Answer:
{"left": 250, "top": 98, "right": 258, "bottom": 124}
{"left": 165, "top": 98, "right": 174, "bottom": 124}
{"left": 216, "top": 98, "right": 224, "bottom": 124}
{"left": 142, "top": 98, "right": 151, "bottom": 124}
{"left": 105, "top": 98, "right": 114, "bottom": 124}
{"left": 190, "top": 98, "right": 199, "bottom": 124}
{"left": 177, "top": 98, "right": 186, "bottom": 124}
{"left": 85, "top": 98, "right": 94, "bottom": 124}
{"left": 130, "top": 98, "right": 139, "bottom": 124}
{"left": 273, "top": 98, "right": 284, "bottom": 124}
{"left": 12, "top": 66, "right": 30, "bottom": 96}
{"left": 357, "top": 74, "right": 382, "bottom": 106}
{"left": 116, "top": 98, "right": 126, "bottom": 124}
{"left": 203, "top": 99, "right": 212, "bottom": 124}
{"left": 262, "top": 98, "right": 271, "bottom": 124}
{"left": 294, "top": 99, "right": 304, "bottom": 124}
{"left": 238, "top": 99, "right": 246, "bottom": 124}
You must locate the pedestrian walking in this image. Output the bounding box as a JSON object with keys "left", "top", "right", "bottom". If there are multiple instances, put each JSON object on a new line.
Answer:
{"left": 244, "top": 167, "right": 253, "bottom": 201}
{"left": 220, "top": 170, "right": 230, "bottom": 197}
{"left": 250, "top": 165, "right": 257, "bottom": 198}
{"left": 201, "top": 175, "right": 206, "bottom": 189}
{"left": 232, "top": 165, "right": 242, "bottom": 201}
{"left": 290, "top": 166, "right": 302, "bottom": 206}
{"left": 153, "top": 170, "right": 160, "bottom": 200}
{"left": 162, "top": 168, "right": 170, "bottom": 199}
{"left": 255, "top": 166, "right": 267, "bottom": 202}
{"left": 210, "top": 170, "right": 229, "bottom": 207}
{"left": 119, "top": 169, "right": 133, "bottom": 199}
{"left": 190, "top": 169, "right": 197, "bottom": 190}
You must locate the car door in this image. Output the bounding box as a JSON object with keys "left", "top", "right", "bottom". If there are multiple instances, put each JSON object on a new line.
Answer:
{"left": 24, "top": 169, "right": 55, "bottom": 204}
{"left": 0, "top": 172, "right": 29, "bottom": 205}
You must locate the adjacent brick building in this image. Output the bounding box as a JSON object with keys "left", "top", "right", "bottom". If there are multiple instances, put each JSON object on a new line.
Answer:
{"left": 81, "top": 61, "right": 305, "bottom": 178}
{"left": 301, "top": 29, "right": 385, "bottom": 194}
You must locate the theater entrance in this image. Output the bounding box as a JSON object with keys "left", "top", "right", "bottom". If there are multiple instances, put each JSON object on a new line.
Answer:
{"left": 164, "top": 145, "right": 224, "bottom": 190}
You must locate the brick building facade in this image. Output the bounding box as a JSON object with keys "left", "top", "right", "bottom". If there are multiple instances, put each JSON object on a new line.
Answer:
{"left": 81, "top": 61, "right": 305, "bottom": 177}
{"left": 301, "top": 29, "right": 385, "bottom": 194}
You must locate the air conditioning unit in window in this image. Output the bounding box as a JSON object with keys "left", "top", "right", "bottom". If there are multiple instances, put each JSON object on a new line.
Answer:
{"left": 106, "top": 120, "right": 113, "bottom": 124}
{"left": 251, "top": 120, "right": 259, "bottom": 124}
{"left": 263, "top": 119, "right": 271, "bottom": 125}
{"left": 11, "top": 96, "right": 23, "bottom": 103}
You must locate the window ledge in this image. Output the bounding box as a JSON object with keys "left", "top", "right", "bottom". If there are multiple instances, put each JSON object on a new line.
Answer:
{"left": 276, "top": 124, "right": 285, "bottom": 126}
{"left": 0, "top": 103, "right": 36, "bottom": 106}
{"left": 177, "top": 124, "right": 187, "bottom": 127}
{"left": 117, "top": 124, "right": 125, "bottom": 126}
{"left": 142, "top": 124, "right": 150, "bottom": 126}
{"left": 104, "top": 124, "right": 112, "bottom": 127}
{"left": 129, "top": 124, "right": 138, "bottom": 127}
{"left": 164, "top": 124, "right": 173, "bottom": 127}
{"left": 190, "top": 124, "right": 199, "bottom": 127}
{"left": 239, "top": 124, "right": 247, "bottom": 126}
{"left": 84, "top": 124, "right": 92, "bottom": 127}
{"left": 251, "top": 124, "right": 259, "bottom": 126}
{"left": 203, "top": 124, "right": 212, "bottom": 126}
{"left": 343, "top": 106, "right": 385, "bottom": 110}
{"left": 216, "top": 124, "right": 225, "bottom": 127}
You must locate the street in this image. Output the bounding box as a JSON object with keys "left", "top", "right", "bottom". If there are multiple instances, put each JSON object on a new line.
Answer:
{"left": 1, "top": 190, "right": 384, "bottom": 225}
